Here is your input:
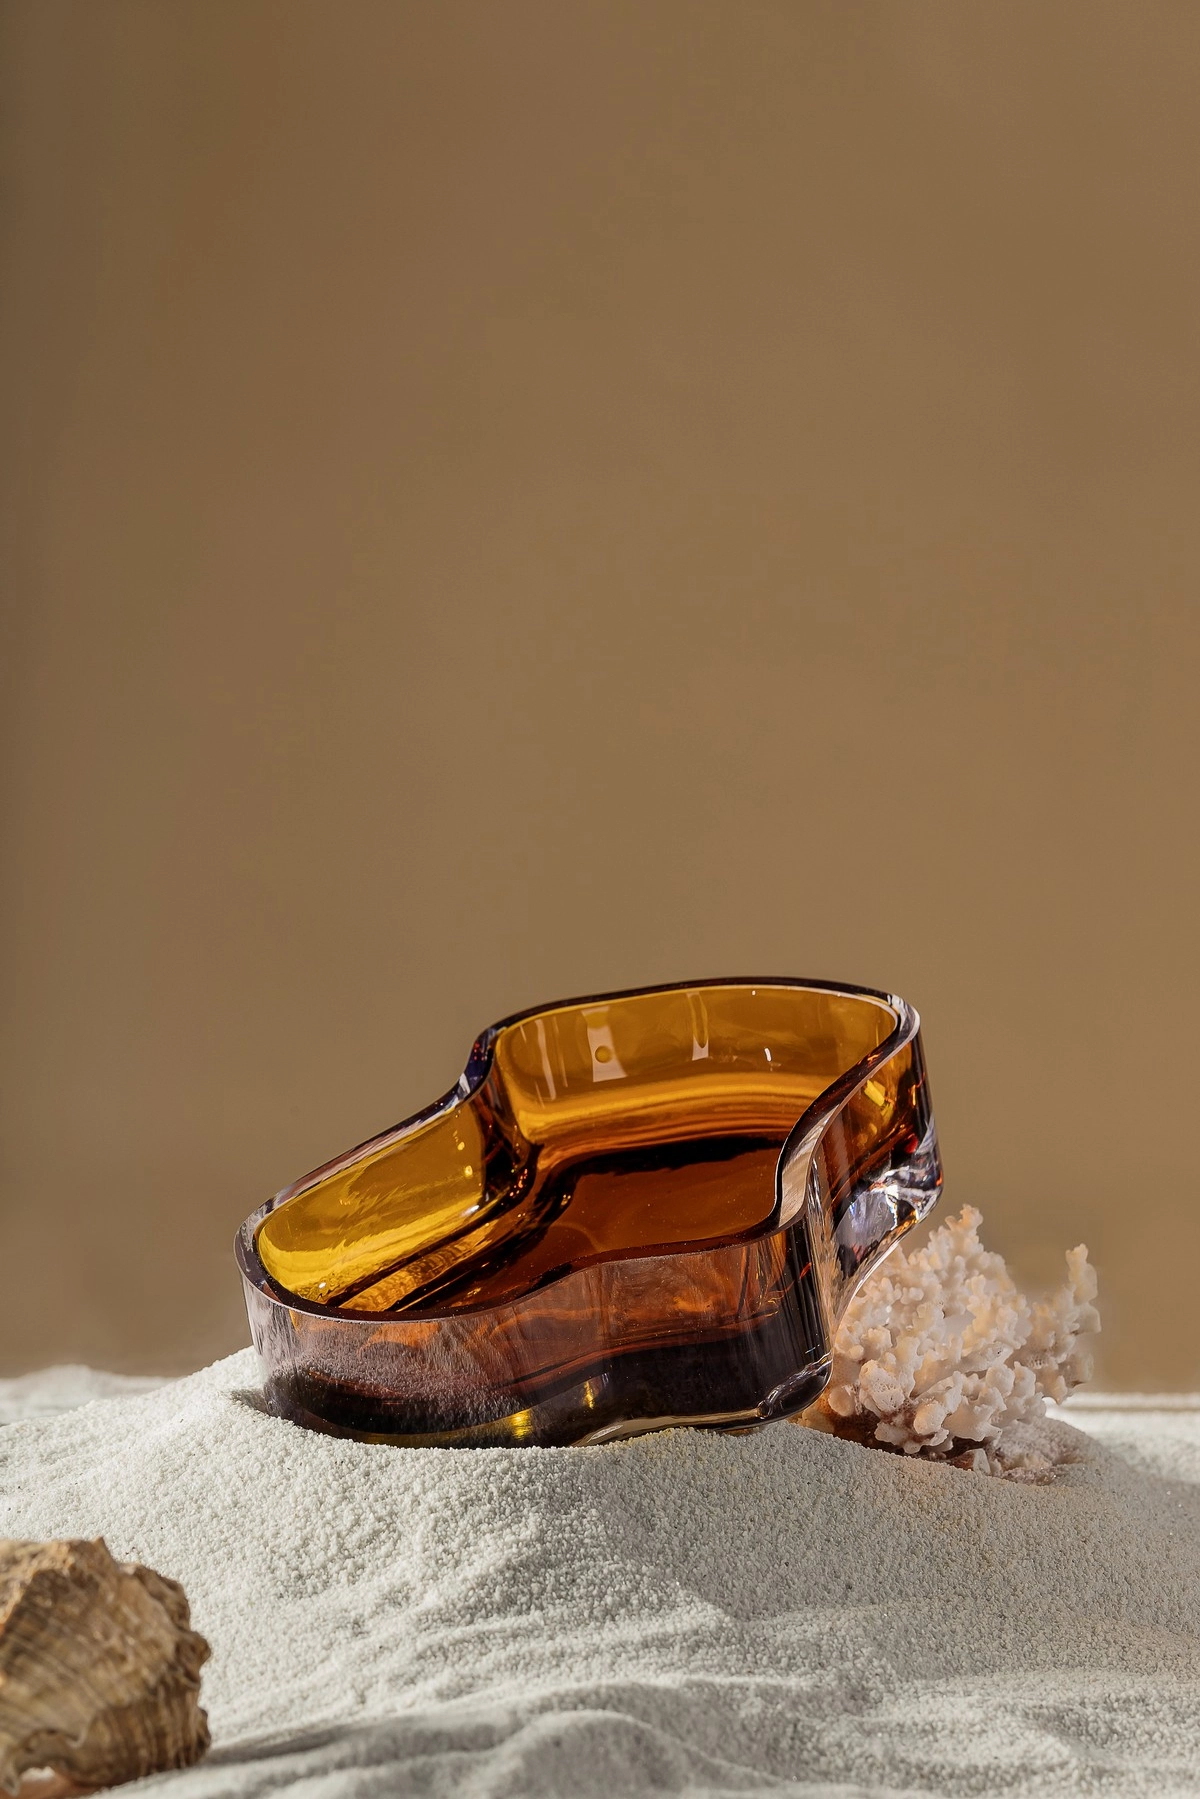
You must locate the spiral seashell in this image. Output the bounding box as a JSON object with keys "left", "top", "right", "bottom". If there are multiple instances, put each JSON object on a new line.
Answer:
{"left": 0, "top": 1538, "right": 210, "bottom": 1794}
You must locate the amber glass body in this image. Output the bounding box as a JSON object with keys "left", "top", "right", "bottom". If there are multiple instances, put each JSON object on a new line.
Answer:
{"left": 237, "top": 979, "right": 941, "bottom": 1446}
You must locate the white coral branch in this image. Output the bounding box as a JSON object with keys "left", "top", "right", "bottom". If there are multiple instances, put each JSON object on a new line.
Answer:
{"left": 819, "top": 1206, "right": 1099, "bottom": 1478}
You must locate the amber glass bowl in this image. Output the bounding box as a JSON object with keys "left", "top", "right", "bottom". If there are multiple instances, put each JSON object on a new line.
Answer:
{"left": 236, "top": 978, "right": 940, "bottom": 1447}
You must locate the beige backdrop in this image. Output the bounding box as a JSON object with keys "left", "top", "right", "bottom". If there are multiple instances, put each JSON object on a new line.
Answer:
{"left": 2, "top": 2, "right": 1197, "bottom": 1386}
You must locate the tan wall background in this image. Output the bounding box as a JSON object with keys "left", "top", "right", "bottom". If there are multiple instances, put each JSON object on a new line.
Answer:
{"left": 2, "top": 2, "right": 1197, "bottom": 1386}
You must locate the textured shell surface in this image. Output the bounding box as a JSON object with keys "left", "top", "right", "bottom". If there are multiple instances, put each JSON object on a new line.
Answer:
{"left": 0, "top": 1537, "right": 210, "bottom": 1795}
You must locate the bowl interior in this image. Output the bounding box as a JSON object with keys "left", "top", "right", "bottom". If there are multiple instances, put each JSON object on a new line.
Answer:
{"left": 254, "top": 982, "right": 898, "bottom": 1316}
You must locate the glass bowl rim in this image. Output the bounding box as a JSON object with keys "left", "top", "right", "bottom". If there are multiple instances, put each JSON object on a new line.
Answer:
{"left": 235, "top": 973, "right": 921, "bottom": 1323}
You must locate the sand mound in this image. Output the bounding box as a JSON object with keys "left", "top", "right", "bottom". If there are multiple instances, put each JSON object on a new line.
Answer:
{"left": 2, "top": 1350, "right": 1199, "bottom": 1796}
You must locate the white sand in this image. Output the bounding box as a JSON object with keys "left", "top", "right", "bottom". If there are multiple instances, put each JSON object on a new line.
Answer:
{"left": 2, "top": 1352, "right": 1200, "bottom": 1797}
{"left": 0, "top": 1367, "right": 166, "bottom": 1425}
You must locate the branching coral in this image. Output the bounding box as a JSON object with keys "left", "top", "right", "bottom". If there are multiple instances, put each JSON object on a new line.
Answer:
{"left": 810, "top": 1207, "right": 1100, "bottom": 1478}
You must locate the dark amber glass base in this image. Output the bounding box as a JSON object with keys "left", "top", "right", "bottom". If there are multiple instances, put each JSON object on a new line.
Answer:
{"left": 237, "top": 978, "right": 941, "bottom": 1447}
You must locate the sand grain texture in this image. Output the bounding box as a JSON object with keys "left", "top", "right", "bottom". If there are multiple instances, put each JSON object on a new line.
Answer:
{"left": 1, "top": 1353, "right": 1198, "bottom": 1797}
